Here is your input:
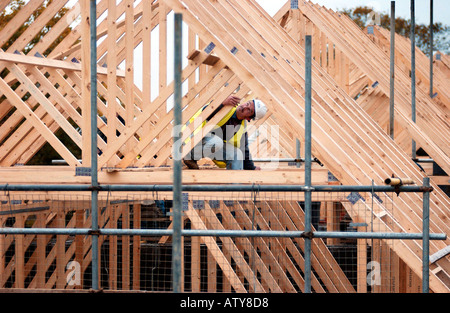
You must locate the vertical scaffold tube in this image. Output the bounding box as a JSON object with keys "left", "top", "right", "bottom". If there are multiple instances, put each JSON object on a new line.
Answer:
{"left": 172, "top": 13, "right": 183, "bottom": 293}
{"left": 90, "top": 0, "right": 99, "bottom": 291}
{"left": 389, "top": 1, "right": 395, "bottom": 139}
{"left": 304, "top": 35, "right": 312, "bottom": 293}
{"left": 429, "top": 0, "right": 434, "bottom": 97}
{"left": 422, "top": 177, "right": 430, "bottom": 293}
{"left": 411, "top": 0, "right": 416, "bottom": 158}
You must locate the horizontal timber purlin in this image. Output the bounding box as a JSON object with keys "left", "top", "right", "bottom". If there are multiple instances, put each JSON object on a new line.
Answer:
{"left": 163, "top": 0, "right": 449, "bottom": 292}
{"left": 0, "top": 167, "right": 329, "bottom": 185}
{"left": 0, "top": 51, "right": 120, "bottom": 76}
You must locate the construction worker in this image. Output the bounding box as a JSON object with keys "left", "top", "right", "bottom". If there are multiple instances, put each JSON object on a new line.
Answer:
{"left": 183, "top": 95, "right": 268, "bottom": 170}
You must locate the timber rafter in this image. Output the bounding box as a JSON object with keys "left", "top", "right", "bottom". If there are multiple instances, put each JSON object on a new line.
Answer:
{"left": 0, "top": 0, "right": 448, "bottom": 293}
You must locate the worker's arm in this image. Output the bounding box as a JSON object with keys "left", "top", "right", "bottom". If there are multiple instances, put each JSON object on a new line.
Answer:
{"left": 222, "top": 95, "right": 240, "bottom": 107}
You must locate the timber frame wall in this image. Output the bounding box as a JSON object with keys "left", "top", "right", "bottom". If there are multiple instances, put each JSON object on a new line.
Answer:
{"left": 0, "top": 0, "right": 449, "bottom": 292}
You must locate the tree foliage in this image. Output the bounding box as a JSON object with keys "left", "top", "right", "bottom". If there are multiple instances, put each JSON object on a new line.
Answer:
{"left": 340, "top": 6, "right": 449, "bottom": 55}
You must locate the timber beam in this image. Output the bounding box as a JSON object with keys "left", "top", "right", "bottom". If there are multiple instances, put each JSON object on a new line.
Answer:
{"left": 0, "top": 167, "right": 330, "bottom": 185}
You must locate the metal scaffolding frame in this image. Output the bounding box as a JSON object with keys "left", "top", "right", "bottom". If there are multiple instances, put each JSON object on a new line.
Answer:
{"left": 0, "top": 2, "right": 446, "bottom": 294}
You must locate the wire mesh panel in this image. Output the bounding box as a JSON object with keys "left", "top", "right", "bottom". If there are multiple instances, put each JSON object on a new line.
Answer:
{"left": 0, "top": 190, "right": 426, "bottom": 292}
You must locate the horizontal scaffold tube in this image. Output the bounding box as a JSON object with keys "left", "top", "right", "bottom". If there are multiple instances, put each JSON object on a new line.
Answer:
{"left": 0, "top": 227, "right": 446, "bottom": 240}
{"left": 0, "top": 184, "right": 433, "bottom": 193}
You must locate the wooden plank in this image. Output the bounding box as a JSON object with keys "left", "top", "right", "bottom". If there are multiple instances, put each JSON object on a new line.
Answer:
{"left": 157, "top": 1, "right": 168, "bottom": 122}
{"left": 133, "top": 61, "right": 231, "bottom": 167}
{"left": 36, "top": 214, "right": 46, "bottom": 288}
{"left": 390, "top": 249, "right": 400, "bottom": 293}
{"left": 188, "top": 29, "right": 197, "bottom": 91}
{"left": 280, "top": 200, "right": 355, "bottom": 292}
{"left": 25, "top": 1, "right": 81, "bottom": 58}
{"left": 326, "top": 202, "right": 340, "bottom": 246}
{"left": 56, "top": 211, "right": 65, "bottom": 288}
{"left": 187, "top": 50, "right": 221, "bottom": 66}
{"left": 0, "top": 167, "right": 329, "bottom": 185}
{"left": 355, "top": 216, "right": 368, "bottom": 293}
{"left": 142, "top": 0, "right": 152, "bottom": 137}
{"left": 207, "top": 246, "right": 217, "bottom": 292}
{"left": 234, "top": 0, "right": 448, "bottom": 258}
{"left": 125, "top": 0, "right": 135, "bottom": 156}
{"left": 120, "top": 204, "right": 130, "bottom": 290}
{"left": 184, "top": 206, "right": 247, "bottom": 293}
{"left": 75, "top": 209, "right": 84, "bottom": 289}
{"left": 97, "top": 49, "right": 214, "bottom": 167}
{"left": 8, "top": 63, "right": 82, "bottom": 148}
{"left": 5, "top": 0, "right": 67, "bottom": 55}
{"left": 300, "top": 4, "right": 450, "bottom": 169}
{"left": 0, "top": 51, "right": 116, "bottom": 76}
{"left": 81, "top": 0, "right": 92, "bottom": 167}
{"left": 235, "top": 200, "right": 310, "bottom": 292}
{"left": 191, "top": 236, "right": 201, "bottom": 292}
{"left": 108, "top": 204, "right": 118, "bottom": 289}
{"left": 107, "top": 0, "right": 118, "bottom": 167}
{"left": 216, "top": 202, "right": 285, "bottom": 292}
{"left": 132, "top": 203, "right": 141, "bottom": 290}
{"left": 150, "top": 75, "right": 249, "bottom": 168}
{"left": 261, "top": 201, "right": 321, "bottom": 292}
{"left": 369, "top": 27, "right": 449, "bottom": 115}
{"left": 0, "top": 0, "right": 46, "bottom": 48}
{"left": 0, "top": 77, "right": 80, "bottom": 166}
{"left": 200, "top": 203, "right": 267, "bottom": 292}
{"left": 0, "top": 63, "right": 92, "bottom": 166}
{"left": 15, "top": 215, "right": 25, "bottom": 288}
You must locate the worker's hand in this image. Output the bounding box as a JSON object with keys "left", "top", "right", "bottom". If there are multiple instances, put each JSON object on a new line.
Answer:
{"left": 254, "top": 166, "right": 261, "bottom": 170}
{"left": 222, "top": 95, "right": 241, "bottom": 107}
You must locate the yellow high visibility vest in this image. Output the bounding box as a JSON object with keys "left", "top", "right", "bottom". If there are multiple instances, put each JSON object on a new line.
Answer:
{"left": 184, "top": 105, "right": 246, "bottom": 168}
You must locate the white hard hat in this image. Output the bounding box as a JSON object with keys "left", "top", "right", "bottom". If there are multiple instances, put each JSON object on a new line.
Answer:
{"left": 253, "top": 99, "right": 267, "bottom": 120}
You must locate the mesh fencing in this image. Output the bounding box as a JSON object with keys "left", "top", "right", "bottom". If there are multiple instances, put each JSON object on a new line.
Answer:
{"left": 0, "top": 190, "right": 423, "bottom": 292}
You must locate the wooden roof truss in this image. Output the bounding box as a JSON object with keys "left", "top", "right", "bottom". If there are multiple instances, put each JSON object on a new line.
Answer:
{"left": 0, "top": 0, "right": 449, "bottom": 292}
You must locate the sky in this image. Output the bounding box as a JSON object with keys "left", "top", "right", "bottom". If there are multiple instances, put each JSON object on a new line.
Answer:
{"left": 255, "top": 0, "right": 449, "bottom": 25}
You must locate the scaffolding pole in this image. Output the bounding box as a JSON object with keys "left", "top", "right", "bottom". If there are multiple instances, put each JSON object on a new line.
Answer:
{"left": 304, "top": 34, "right": 313, "bottom": 293}
{"left": 0, "top": 184, "right": 433, "bottom": 193}
{"left": 411, "top": 0, "right": 416, "bottom": 158}
{"left": 172, "top": 12, "right": 183, "bottom": 294}
{"left": 0, "top": 228, "right": 445, "bottom": 241}
{"left": 389, "top": 1, "right": 395, "bottom": 139}
{"left": 90, "top": 0, "right": 99, "bottom": 292}
{"left": 429, "top": 0, "right": 434, "bottom": 97}
{"left": 423, "top": 177, "right": 431, "bottom": 293}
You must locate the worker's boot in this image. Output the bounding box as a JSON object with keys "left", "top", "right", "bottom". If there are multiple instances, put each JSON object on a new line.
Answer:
{"left": 183, "top": 159, "right": 199, "bottom": 169}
